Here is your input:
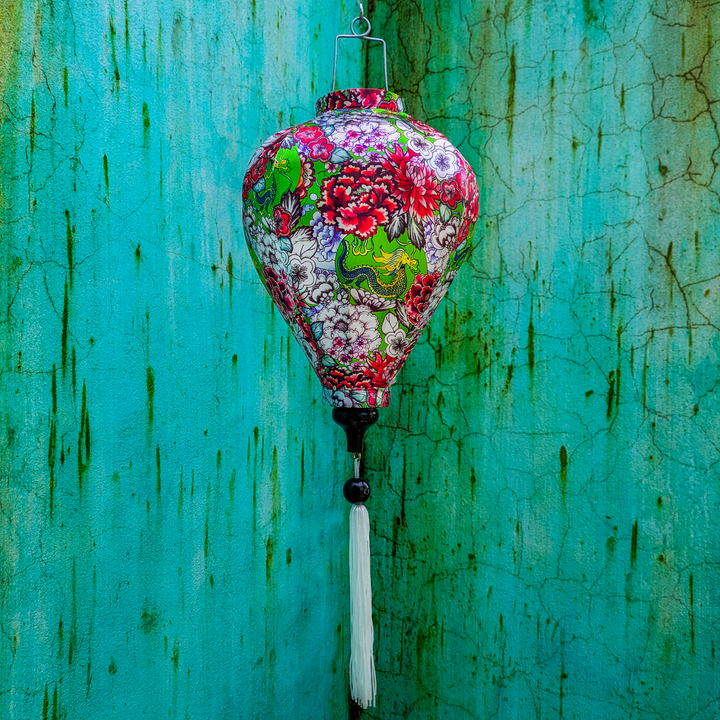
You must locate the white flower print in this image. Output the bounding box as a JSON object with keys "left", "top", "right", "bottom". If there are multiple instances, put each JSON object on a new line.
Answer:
{"left": 315, "top": 300, "right": 381, "bottom": 364}
{"left": 328, "top": 115, "right": 400, "bottom": 155}
{"left": 405, "top": 130, "right": 435, "bottom": 159}
{"left": 242, "top": 207, "right": 260, "bottom": 243}
{"left": 308, "top": 269, "right": 341, "bottom": 305}
{"left": 323, "top": 386, "right": 356, "bottom": 408}
{"left": 288, "top": 254, "right": 317, "bottom": 292}
{"left": 311, "top": 211, "right": 343, "bottom": 263}
{"left": 382, "top": 313, "right": 409, "bottom": 357}
{"left": 288, "top": 227, "right": 321, "bottom": 291}
{"left": 423, "top": 215, "right": 460, "bottom": 273}
{"left": 254, "top": 230, "right": 290, "bottom": 274}
{"left": 428, "top": 139, "right": 460, "bottom": 179}
{"left": 290, "top": 324, "right": 320, "bottom": 365}
{"left": 349, "top": 287, "right": 394, "bottom": 311}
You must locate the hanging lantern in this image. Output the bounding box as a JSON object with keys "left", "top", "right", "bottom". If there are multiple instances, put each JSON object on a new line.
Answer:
{"left": 242, "top": 5, "right": 479, "bottom": 710}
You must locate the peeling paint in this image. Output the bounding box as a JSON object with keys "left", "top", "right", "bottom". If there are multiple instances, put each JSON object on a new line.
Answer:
{"left": 1, "top": 1, "right": 719, "bottom": 719}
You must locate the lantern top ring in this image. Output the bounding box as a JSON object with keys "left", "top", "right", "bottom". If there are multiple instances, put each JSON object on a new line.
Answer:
{"left": 350, "top": 15, "right": 372, "bottom": 37}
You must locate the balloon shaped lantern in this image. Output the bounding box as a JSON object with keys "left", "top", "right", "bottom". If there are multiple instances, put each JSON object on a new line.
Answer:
{"left": 242, "top": 4, "right": 478, "bottom": 709}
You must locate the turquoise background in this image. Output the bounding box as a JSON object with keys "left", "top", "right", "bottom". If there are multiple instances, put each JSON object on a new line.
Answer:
{"left": 1, "top": 1, "right": 719, "bottom": 718}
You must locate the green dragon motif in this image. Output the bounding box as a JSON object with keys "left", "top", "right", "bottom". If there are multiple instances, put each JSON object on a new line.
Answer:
{"left": 254, "top": 175, "right": 277, "bottom": 213}
{"left": 337, "top": 239, "right": 418, "bottom": 299}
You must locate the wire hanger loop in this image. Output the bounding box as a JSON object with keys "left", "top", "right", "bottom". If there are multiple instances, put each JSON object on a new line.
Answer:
{"left": 331, "top": 1, "right": 389, "bottom": 92}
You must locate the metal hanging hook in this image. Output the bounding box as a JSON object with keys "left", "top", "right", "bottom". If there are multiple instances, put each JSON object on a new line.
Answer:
{"left": 350, "top": 15, "right": 372, "bottom": 38}
{"left": 331, "top": 1, "right": 389, "bottom": 92}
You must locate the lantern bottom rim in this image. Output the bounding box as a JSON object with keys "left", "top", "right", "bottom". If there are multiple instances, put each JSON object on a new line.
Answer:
{"left": 321, "top": 385, "right": 391, "bottom": 409}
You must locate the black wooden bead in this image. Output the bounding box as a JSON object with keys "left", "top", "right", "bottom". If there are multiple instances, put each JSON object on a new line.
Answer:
{"left": 343, "top": 477, "right": 371, "bottom": 504}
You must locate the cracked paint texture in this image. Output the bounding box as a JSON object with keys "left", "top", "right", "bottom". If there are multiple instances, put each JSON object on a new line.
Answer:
{"left": 1, "top": 1, "right": 719, "bottom": 719}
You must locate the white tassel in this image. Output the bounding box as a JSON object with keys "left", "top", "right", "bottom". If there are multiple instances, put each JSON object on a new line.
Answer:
{"left": 349, "top": 502, "right": 376, "bottom": 709}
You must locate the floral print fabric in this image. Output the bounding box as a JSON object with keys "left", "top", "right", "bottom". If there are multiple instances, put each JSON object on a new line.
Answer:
{"left": 242, "top": 88, "right": 479, "bottom": 408}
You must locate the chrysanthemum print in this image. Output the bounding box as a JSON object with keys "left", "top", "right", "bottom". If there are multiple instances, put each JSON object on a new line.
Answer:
{"left": 242, "top": 88, "right": 479, "bottom": 408}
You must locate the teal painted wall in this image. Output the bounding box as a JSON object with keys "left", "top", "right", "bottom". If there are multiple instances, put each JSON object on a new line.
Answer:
{"left": 1, "top": 1, "right": 719, "bottom": 719}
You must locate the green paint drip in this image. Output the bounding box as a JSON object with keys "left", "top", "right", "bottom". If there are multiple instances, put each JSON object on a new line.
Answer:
{"left": 71, "top": 345, "right": 76, "bottom": 398}
{"left": 146, "top": 365, "right": 155, "bottom": 425}
{"left": 29, "top": 93, "right": 35, "bottom": 154}
{"left": 78, "top": 380, "right": 90, "bottom": 485}
{"left": 527, "top": 308, "right": 534, "bottom": 371}
{"left": 171, "top": 638, "right": 180, "bottom": 672}
{"left": 507, "top": 46, "right": 516, "bottom": 139}
{"left": 65, "top": 209, "right": 73, "bottom": 281}
{"left": 124, "top": 0, "right": 130, "bottom": 53}
{"left": 606, "top": 370, "right": 615, "bottom": 419}
{"left": 0, "top": 3, "right": 718, "bottom": 718}
{"left": 68, "top": 559, "right": 77, "bottom": 666}
{"left": 61, "top": 281, "right": 69, "bottom": 373}
{"left": 109, "top": 14, "right": 120, "bottom": 90}
{"left": 142, "top": 102, "right": 150, "bottom": 148}
{"left": 51, "top": 363, "right": 57, "bottom": 415}
{"left": 156, "top": 444, "right": 161, "bottom": 497}
{"left": 689, "top": 573, "right": 695, "bottom": 653}
{"left": 265, "top": 535, "right": 274, "bottom": 584}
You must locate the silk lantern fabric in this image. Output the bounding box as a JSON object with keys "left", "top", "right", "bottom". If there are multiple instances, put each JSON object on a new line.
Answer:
{"left": 242, "top": 88, "right": 479, "bottom": 408}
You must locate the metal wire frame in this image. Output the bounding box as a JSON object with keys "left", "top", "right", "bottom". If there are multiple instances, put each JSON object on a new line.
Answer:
{"left": 331, "top": 1, "right": 389, "bottom": 92}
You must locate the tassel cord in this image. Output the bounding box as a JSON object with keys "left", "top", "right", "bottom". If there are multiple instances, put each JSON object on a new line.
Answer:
{"left": 349, "top": 502, "right": 376, "bottom": 709}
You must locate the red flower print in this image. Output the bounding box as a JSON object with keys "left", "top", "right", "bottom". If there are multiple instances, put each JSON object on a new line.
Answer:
{"left": 324, "top": 368, "right": 370, "bottom": 391}
{"left": 295, "top": 124, "right": 335, "bottom": 161}
{"left": 358, "top": 89, "right": 399, "bottom": 111}
{"left": 248, "top": 157, "right": 266, "bottom": 186}
{"left": 243, "top": 153, "right": 269, "bottom": 200}
{"left": 242, "top": 128, "right": 292, "bottom": 200}
{"left": 273, "top": 206, "right": 293, "bottom": 237}
{"left": 362, "top": 352, "right": 394, "bottom": 388}
{"left": 441, "top": 179, "right": 461, "bottom": 208}
{"left": 381, "top": 144, "right": 439, "bottom": 220}
{"left": 316, "top": 89, "right": 404, "bottom": 114}
{"left": 366, "top": 184, "right": 399, "bottom": 214}
{"left": 319, "top": 176, "right": 352, "bottom": 226}
{"left": 377, "top": 99, "right": 399, "bottom": 111}
{"left": 410, "top": 119, "right": 439, "bottom": 136}
{"left": 405, "top": 273, "right": 440, "bottom": 325}
{"left": 465, "top": 172, "right": 479, "bottom": 223}
{"left": 359, "top": 89, "right": 384, "bottom": 108}
{"left": 456, "top": 219, "right": 471, "bottom": 250}
{"left": 318, "top": 163, "right": 399, "bottom": 237}
{"left": 338, "top": 202, "right": 389, "bottom": 240}
{"left": 242, "top": 174, "right": 253, "bottom": 201}
{"left": 308, "top": 136, "right": 334, "bottom": 161}
{"left": 295, "top": 125, "right": 324, "bottom": 143}
{"left": 296, "top": 315, "right": 322, "bottom": 358}
{"left": 263, "top": 267, "right": 296, "bottom": 319}
{"left": 295, "top": 157, "right": 315, "bottom": 199}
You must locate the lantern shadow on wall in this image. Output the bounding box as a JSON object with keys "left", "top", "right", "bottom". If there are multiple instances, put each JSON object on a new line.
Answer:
{"left": 241, "top": 2, "right": 479, "bottom": 710}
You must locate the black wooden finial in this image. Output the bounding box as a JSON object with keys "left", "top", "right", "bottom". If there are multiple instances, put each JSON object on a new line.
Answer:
{"left": 331, "top": 408, "right": 379, "bottom": 454}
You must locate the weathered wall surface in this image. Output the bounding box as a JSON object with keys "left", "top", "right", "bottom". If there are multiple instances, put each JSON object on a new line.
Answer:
{"left": 1, "top": 1, "right": 718, "bottom": 719}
